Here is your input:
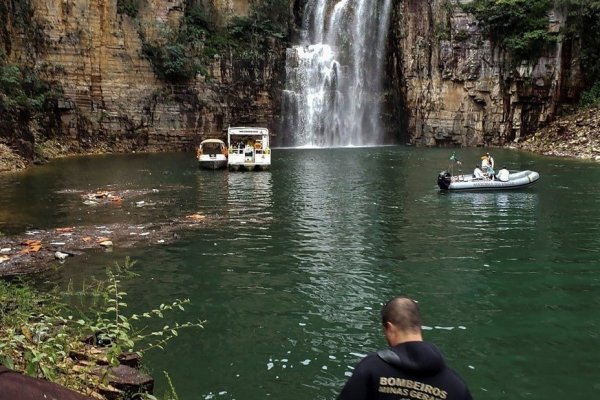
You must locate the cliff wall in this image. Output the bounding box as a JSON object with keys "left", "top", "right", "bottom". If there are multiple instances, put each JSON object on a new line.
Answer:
{"left": 0, "top": 0, "right": 283, "bottom": 165}
{"left": 389, "top": 0, "right": 584, "bottom": 147}
{"left": 0, "top": 0, "right": 589, "bottom": 170}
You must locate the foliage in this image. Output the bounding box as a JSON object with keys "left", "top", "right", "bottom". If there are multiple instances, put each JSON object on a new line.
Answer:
{"left": 578, "top": 81, "right": 600, "bottom": 107}
{"left": 454, "top": 29, "right": 470, "bottom": 42}
{"left": 142, "top": 39, "right": 200, "bottom": 82}
{"left": 0, "top": 258, "right": 204, "bottom": 397}
{"left": 0, "top": 56, "right": 62, "bottom": 119}
{"left": 461, "top": 0, "right": 600, "bottom": 102}
{"left": 461, "top": 0, "right": 558, "bottom": 60}
{"left": 141, "top": 0, "right": 290, "bottom": 83}
{"left": 557, "top": 0, "right": 600, "bottom": 90}
{"left": 117, "top": 0, "right": 140, "bottom": 18}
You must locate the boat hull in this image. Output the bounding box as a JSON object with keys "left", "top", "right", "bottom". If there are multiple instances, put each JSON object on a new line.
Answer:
{"left": 198, "top": 157, "right": 227, "bottom": 170}
{"left": 227, "top": 127, "right": 271, "bottom": 172}
{"left": 438, "top": 170, "right": 540, "bottom": 191}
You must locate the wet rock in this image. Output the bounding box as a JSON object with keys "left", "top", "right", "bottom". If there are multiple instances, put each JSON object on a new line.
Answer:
{"left": 55, "top": 251, "right": 71, "bottom": 262}
{"left": 95, "top": 365, "right": 154, "bottom": 399}
{"left": 512, "top": 106, "right": 600, "bottom": 160}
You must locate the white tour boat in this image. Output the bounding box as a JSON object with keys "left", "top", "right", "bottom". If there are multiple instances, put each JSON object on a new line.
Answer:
{"left": 227, "top": 127, "right": 271, "bottom": 171}
{"left": 197, "top": 139, "right": 228, "bottom": 170}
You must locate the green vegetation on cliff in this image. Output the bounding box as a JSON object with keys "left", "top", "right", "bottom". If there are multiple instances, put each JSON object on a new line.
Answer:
{"left": 141, "top": 0, "right": 290, "bottom": 83}
{"left": 0, "top": 52, "right": 61, "bottom": 117}
{"left": 559, "top": 1, "right": 600, "bottom": 105}
{"left": 463, "top": 0, "right": 600, "bottom": 105}
{"left": 461, "top": 0, "right": 557, "bottom": 60}
{"left": 117, "top": 0, "right": 140, "bottom": 18}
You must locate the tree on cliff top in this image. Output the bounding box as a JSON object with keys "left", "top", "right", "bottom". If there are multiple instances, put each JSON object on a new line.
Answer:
{"left": 464, "top": 0, "right": 600, "bottom": 105}
{"left": 462, "top": 0, "right": 557, "bottom": 61}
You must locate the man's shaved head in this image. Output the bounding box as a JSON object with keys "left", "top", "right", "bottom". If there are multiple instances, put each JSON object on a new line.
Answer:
{"left": 381, "top": 296, "right": 422, "bottom": 334}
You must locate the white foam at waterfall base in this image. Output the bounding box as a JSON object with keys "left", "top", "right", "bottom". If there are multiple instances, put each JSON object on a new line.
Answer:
{"left": 282, "top": 0, "right": 393, "bottom": 148}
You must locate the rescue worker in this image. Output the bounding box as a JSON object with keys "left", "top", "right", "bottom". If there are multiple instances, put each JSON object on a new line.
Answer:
{"left": 337, "top": 296, "right": 473, "bottom": 400}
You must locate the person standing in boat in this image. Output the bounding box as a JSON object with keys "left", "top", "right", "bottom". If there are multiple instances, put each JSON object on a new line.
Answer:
{"left": 337, "top": 296, "right": 473, "bottom": 400}
{"left": 486, "top": 152, "right": 494, "bottom": 170}
{"left": 480, "top": 152, "right": 495, "bottom": 179}
{"left": 481, "top": 152, "right": 494, "bottom": 171}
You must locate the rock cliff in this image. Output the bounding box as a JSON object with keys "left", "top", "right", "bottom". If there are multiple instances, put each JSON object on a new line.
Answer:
{"left": 0, "top": 0, "right": 590, "bottom": 170}
{"left": 0, "top": 0, "right": 285, "bottom": 167}
{"left": 388, "top": 0, "right": 584, "bottom": 147}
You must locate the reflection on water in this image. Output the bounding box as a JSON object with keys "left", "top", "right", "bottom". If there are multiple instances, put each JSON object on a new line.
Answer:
{"left": 1, "top": 148, "right": 600, "bottom": 400}
{"left": 226, "top": 171, "right": 273, "bottom": 221}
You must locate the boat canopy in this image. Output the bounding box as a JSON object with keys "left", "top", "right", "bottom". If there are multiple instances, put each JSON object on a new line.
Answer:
{"left": 200, "top": 139, "right": 225, "bottom": 145}
{"left": 227, "top": 127, "right": 268, "bottom": 136}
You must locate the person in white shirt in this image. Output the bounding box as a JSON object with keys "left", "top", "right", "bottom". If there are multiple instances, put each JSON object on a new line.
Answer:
{"left": 473, "top": 165, "right": 484, "bottom": 179}
{"left": 497, "top": 167, "right": 510, "bottom": 182}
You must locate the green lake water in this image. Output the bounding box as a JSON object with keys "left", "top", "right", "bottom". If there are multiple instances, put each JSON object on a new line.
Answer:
{"left": 1, "top": 146, "right": 599, "bottom": 399}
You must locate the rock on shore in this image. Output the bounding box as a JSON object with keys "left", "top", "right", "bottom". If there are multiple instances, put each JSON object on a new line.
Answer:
{"left": 0, "top": 144, "right": 27, "bottom": 172}
{"left": 510, "top": 106, "right": 600, "bottom": 161}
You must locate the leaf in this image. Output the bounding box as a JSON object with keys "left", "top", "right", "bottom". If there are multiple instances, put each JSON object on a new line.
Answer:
{"left": 25, "top": 360, "right": 37, "bottom": 377}
{"left": 0, "top": 355, "right": 14, "bottom": 370}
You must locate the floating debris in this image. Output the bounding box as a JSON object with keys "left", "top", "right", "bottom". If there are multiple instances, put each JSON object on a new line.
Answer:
{"left": 54, "top": 251, "right": 70, "bottom": 262}
{"left": 20, "top": 240, "right": 42, "bottom": 254}
{"left": 185, "top": 213, "right": 206, "bottom": 221}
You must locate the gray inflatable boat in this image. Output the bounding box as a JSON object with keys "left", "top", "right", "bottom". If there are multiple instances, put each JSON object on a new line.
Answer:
{"left": 437, "top": 170, "right": 540, "bottom": 191}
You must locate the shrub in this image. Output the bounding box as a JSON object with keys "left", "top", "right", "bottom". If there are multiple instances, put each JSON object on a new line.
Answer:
{"left": 141, "top": 0, "right": 290, "bottom": 83}
{"left": 461, "top": 0, "right": 557, "bottom": 61}
{"left": 579, "top": 81, "right": 600, "bottom": 107}
{"left": 0, "top": 258, "right": 203, "bottom": 396}
{"left": 117, "top": 0, "right": 140, "bottom": 18}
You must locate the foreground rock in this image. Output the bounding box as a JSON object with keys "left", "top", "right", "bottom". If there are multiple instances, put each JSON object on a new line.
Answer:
{"left": 510, "top": 106, "right": 600, "bottom": 160}
{"left": 0, "top": 365, "right": 94, "bottom": 400}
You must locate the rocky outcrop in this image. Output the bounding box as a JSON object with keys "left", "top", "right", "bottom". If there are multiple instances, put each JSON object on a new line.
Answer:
{"left": 1, "top": 0, "right": 285, "bottom": 165}
{"left": 389, "top": 0, "right": 584, "bottom": 147}
{"left": 0, "top": 0, "right": 591, "bottom": 168}
{"left": 512, "top": 105, "right": 600, "bottom": 161}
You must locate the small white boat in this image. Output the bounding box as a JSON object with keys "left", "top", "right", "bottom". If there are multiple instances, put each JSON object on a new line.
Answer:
{"left": 227, "top": 127, "right": 271, "bottom": 171}
{"left": 438, "top": 169, "right": 540, "bottom": 191}
{"left": 197, "top": 139, "right": 227, "bottom": 170}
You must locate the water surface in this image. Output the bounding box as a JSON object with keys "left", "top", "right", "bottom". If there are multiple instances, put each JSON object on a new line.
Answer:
{"left": 1, "top": 147, "right": 599, "bottom": 399}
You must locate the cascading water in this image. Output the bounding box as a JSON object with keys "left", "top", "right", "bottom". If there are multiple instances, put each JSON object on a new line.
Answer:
{"left": 281, "top": 0, "right": 393, "bottom": 147}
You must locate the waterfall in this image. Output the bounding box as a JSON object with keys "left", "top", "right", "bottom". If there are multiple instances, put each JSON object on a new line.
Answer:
{"left": 281, "top": 0, "right": 393, "bottom": 147}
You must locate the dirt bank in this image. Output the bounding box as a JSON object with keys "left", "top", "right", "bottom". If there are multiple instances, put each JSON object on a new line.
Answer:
{"left": 509, "top": 106, "right": 600, "bottom": 161}
{"left": 0, "top": 144, "right": 27, "bottom": 172}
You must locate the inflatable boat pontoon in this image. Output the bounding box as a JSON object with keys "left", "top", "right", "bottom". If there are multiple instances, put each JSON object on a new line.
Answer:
{"left": 437, "top": 170, "right": 540, "bottom": 191}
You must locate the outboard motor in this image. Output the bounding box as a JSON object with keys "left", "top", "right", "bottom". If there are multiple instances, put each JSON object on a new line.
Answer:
{"left": 437, "top": 171, "right": 452, "bottom": 190}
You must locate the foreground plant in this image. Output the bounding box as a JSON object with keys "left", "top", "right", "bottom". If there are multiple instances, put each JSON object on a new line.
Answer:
{"left": 0, "top": 258, "right": 204, "bottom": 398}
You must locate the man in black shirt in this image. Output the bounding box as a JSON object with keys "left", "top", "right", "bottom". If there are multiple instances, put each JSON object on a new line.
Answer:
{"left": 338, "top": 296, "right": 473, "bottom": 400}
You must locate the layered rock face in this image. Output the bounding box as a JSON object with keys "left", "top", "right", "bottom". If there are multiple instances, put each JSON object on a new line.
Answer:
{"left": 0, "top": 0, "right": 588, "bottom": 164}
{"left": 389, "top": 0, "right": 583, "bottom": 147}
{"left": 2, "top": 0, "right": 282, "bottom": 157}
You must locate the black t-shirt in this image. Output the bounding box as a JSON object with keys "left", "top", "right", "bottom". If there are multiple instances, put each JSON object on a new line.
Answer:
{"left": 338, "top": 341, "right": 473, "bottom": 400}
